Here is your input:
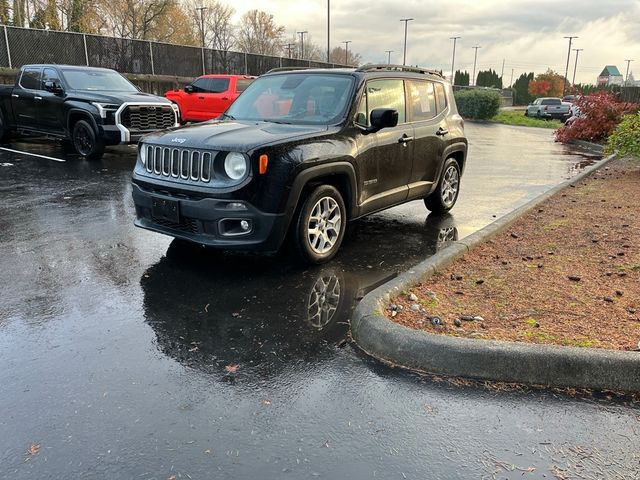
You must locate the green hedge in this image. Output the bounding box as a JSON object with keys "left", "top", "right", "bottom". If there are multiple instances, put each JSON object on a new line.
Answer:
{"left": 454, "top": 90, "right": 501, "bottom": 120}
{"left": 605, "top": 112, "right": 640, "bottom": 159}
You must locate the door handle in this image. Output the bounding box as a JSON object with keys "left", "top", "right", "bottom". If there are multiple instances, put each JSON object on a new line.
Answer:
{"left": 11, "top": 94, "right": 19, "bottom": 98}
{"left": 398, "top": 135, "right": 414, "bottom": 144}
{"left": 221, "top": 97, "right": 229, "bottom": 100}
{"left": 34, "top": 96, "right": 43, "bottom": 100}
{"left": 436, "top": 128, "right": 449, "bottom": 136}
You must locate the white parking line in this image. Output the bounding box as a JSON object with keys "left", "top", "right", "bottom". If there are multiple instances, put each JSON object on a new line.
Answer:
{"left": 0, "top": 146, "right": 66, "bottom": 162}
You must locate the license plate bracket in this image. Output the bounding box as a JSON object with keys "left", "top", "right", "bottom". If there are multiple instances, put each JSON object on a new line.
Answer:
{"left": 152, "top": 197, "right": 179, "bottom": 223}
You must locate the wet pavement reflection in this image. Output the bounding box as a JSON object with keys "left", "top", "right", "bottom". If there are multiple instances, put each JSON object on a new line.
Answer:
{"left": 2, "top": 124, "right": 638, "bottom": 480}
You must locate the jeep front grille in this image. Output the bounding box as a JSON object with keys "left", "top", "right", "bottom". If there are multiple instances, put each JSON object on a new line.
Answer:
{"left": 121, "top": 105, "right": 175, "bottom": 133}
{"left": 144, "top": 145, "right": 214, "bottom": 183}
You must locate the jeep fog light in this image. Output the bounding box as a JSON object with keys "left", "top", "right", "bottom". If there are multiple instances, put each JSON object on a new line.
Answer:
{"left": 240, "top": 220, "right": 250, "bottom": 231}
{"left": 224, "top": 152, "right": 247, "bottom": 180}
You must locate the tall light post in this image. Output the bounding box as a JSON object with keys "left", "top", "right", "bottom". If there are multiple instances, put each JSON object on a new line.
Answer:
{"left": 471, "top": 45, "right": 481, "bottom": 86}
{"left": 449, "top": 36, "right": 460, "bottom": 83}
{"left": 285, "top": 43, "right": 295, "bottom": 58}
{"left": 400, "top": 18, "right": 414, "bottom": 66}
{"left": 342, "top": 40, "right": 352, "bottom": 65}
{"left": 563, "top": 36, "right": 578, "bottom": 95}
{"left": 624, "top": 59, "right": 634, "bottom": 86}
{"left": 572, "top": 48, "right": 583, "bottom": 85}
{"left": 297, "top": 31, "right": 308, "bottom": 59}
{"left": 196, "top": 5, "right": 207, "bottom": 75}
{"left": 327, "top": 0, "right": 330, "bottom": 62}
{"left": 385, "top": 50, "right": 393, "bottom": 64}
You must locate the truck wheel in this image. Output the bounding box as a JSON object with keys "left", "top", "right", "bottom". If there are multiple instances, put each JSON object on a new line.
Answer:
{"left": 424, "top": 158, "right": 461, "bottom": 214}
{"left": 0, "top": 111, "right": 11, "bottom": 143}
{"left": 293, "top": 185, "right": 346, "bottom": 264}
{"left": 72, "top": 120, "right": 105, "bottom": 159}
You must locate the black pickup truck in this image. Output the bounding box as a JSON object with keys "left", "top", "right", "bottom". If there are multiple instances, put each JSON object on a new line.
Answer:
{"left": 0, "top": 64, "right": 179, "bottom": 159}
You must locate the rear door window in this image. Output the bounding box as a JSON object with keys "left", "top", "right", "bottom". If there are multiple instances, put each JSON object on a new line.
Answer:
{"left": 20, "top": 67, "right": 42, "bottom": 90}
{"left": 407, "top": 80, "right": 436, "bottom": 121}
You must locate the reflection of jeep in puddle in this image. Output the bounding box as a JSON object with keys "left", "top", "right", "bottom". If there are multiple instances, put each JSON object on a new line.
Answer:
{"left": 140, "top": 213, "right": 458, "bottom": 377}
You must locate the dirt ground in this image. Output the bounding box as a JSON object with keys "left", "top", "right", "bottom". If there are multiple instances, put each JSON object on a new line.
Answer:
{"left": 388, "top": 157, "right": 640, "bottom": 351}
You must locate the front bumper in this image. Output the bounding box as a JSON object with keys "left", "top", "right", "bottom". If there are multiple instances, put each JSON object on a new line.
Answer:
{"left": 132, "top": 182, "right": 289, "bottom": 252}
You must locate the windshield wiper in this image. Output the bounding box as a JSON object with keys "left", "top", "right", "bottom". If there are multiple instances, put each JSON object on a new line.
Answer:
{"left": 262, "top": 118, "right": 292, "bottom": 124}
{"left": 219, "top": 113, "right": 235, "bottom": 120}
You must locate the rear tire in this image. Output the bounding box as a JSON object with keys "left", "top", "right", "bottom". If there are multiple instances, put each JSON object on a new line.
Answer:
{"left": 0, "top": 110, "right": 11, "bottom": 143}
{"left": 293, "top": 185, "right": 347, "bottom": 265}
{"left": 72, "top": 119, "right": 105, "bottom": 160}
{"left": 424, "top": 158, "right": 461, "bottom": 214}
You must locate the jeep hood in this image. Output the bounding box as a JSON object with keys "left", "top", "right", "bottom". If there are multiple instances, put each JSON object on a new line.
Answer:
{"left": 142, "top": 120, "right": 330, "bottom": 151}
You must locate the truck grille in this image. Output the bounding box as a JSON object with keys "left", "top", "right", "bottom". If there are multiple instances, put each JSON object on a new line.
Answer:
{"left": 121, "top": 105, "right": 175, "bottom": 133}
{"left": 144, "top": 145, "right": 214, "bottom": 183}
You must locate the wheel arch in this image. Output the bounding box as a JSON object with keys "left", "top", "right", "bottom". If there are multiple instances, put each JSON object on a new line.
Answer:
{"left": 67, "top": 109, "right": 99, "bottom": 137}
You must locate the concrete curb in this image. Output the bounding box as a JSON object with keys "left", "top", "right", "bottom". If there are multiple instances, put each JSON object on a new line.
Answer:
{"left": 352, "top": 152, "right": 640, "bottom": 393}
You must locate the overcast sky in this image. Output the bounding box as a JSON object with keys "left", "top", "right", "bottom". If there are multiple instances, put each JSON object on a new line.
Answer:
{"left": 227, "top": 0, "right": 640, "bottom": 85}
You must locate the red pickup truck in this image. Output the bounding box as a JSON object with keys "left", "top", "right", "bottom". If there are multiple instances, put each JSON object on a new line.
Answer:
{"left": 165, "top": 74, "right": 255, "bottom": 122}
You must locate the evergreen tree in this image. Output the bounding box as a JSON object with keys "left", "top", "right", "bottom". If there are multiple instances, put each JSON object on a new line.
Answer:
{"left": 454, "top": 70, "right": 469, "bottom": 86}
{"left": 476, "top": 69, "right": 502, "bottom": 88}
{"left": 512, "top": 72, "right": 535, "bottom": 105}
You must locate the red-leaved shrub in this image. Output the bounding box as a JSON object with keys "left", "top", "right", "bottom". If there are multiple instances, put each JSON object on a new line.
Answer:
{"left": 555, "top": 91, "right": 637, "bottom": 144}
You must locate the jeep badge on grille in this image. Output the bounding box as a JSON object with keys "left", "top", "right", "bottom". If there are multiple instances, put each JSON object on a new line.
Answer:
{"left": 171, "top": 137, "right": 187, "bottom": 144}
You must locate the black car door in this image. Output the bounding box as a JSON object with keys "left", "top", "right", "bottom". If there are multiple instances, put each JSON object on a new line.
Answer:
{"left": 13, "top": 67, "right": 42, "bottom": 128}
{"left": 38, "top": 67, "right": 65, "bottom": 134}
{"left": 406, "top": 80, "right": 448, "bottom": 199}
{"left": 354, "top": 78, "right": 413, "bottom": 215}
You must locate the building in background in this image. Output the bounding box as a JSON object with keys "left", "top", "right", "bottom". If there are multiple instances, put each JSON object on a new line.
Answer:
{"left": 597, "top": 65, "right": 624, "bottom": 86}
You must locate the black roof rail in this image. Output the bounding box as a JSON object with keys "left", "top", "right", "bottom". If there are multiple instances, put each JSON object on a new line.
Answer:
{"left": 265, "top": 66, "right": 318, "bottom": 74}
{"left": 355, "top": 64, "right": 444, "bottom": 78}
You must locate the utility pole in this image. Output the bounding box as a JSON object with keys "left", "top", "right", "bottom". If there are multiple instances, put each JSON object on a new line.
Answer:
{"left": 624, "top": 59, "right": 634, "bottom": 86}
{"left": 563, "top": 36, "right": 578, "bottom": 95}
{"left": 385, "top": 50, "right": 393, "bottom": 65}
{"left": 342, "top": 40, "right": 352, "bottom": 65}
{"left": 285, "top": 43, "right": 295, "bottom": 58}
{"left": 327, "top": 0, "right": 330, "bottom": 62}
{"left": 572, "top": 48, "right": 584, "bottom": 85}
{"left": 196, "top": 6, "right": 207, "bottom": 75}
{"left": 510, "top": 68, "right": 514, "bottom": 88}
{"left": 400, "top": 18, "right": 414, "bottom": 66}
{"left": 449, "top": 36, "right": 460, "bottom": 83}
{"left": 471, "top": 45, "right": 481, "bottom": 86}
{"left": 500, "top": 58, "right": 505, "bottom": 85}
{"left": 297, "top": 31, "right": 308, "bottom": 59}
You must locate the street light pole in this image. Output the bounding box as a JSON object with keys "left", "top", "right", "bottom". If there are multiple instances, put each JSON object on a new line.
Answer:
{"left": 572, "top": 48, "right": 583, "bottom": 85}
{"left": 342, "top": 40, "right": 352, "bottom": 65}
{"left": 563, "top": 36, "right": 578, "bottom": 95}
{"left": 385, "top": 50, "right": 393, "bottom": 64}
{"left": 196, "top": 6, "right": 207, "bottom": 75}
{"left": 327, "top": 0, "right": 330, "bottom": 62}
{"left": 449, "top": 36, "right": 460, "bottom": 83}
{"left": 400, "top": 18, "right": 414, "bottom": 66}
{"left": 297, "top": 31, "right": 308, "bottom": 59}
{"left": 624, "top": 59, "right": 634, "bottom": 86}
{"left": 471, "top": 45, "right": 481, "bottom": 86}
{"left": 285, "top": 43, "right": 295, "bottom": 58}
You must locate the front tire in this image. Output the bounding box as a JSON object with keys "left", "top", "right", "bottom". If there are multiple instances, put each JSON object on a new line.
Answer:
{"left": 293, "top": 185, "right": 347, "bottom": 264}
{"left": 72, "top": 119, "right": 105, "bottom": 159}
{"left": 424, "top": 158, "right": 461, "bottom": 214}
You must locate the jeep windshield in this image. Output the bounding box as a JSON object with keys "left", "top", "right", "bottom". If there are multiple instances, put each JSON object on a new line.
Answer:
{"left": 224, "top": 73, "right": 354, "bottom": 125}
{"left": 61, "top": 69, "right": 139, "bottom": 92}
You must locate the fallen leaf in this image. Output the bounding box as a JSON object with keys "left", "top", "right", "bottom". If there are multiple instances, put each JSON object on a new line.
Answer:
{"left": 204, "top": 449, "right": 212, "bottom": 454}
{"left": 168, "top": 476, "right": 177, "bottom": 480}
{"left": 262, "top": 399, "right": 272, "bottom": 405}
{"left": 27, "top": 443, "right": 41, "bottom": 456}
{"left": 225, "top": 364, "right": 239, "bottom": 373}
{"left": 320, "top": 440, "right": 329, "bottom": 448}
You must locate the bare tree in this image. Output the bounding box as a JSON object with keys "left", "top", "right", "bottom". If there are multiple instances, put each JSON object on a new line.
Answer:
{"left": 330, "top": 46, "right": 361, "bottom": 66}
{"left": 99, "top": 0, "right": 172, "bottom": 40}
{"left": 235, "top": 9, "right": 284, "bottom": 56}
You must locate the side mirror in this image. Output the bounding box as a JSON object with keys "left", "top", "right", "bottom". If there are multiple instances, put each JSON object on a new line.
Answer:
{"left": 369, "top": 108, "right": 398, "bottom": 130}
{"left": 44, "top": 80, "right": 63, "bottom": 94}
{"left": 184, "top": 85, "right": 194, "bottom": 93}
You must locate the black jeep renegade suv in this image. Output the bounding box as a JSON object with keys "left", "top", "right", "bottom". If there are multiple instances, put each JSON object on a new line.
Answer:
{"left": 132, "top": 65, "right": 468, "bottom": 264}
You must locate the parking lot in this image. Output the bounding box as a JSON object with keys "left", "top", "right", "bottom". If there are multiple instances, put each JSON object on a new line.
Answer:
{"left": 2, "top": 123, "right": 638, "bottom": 479}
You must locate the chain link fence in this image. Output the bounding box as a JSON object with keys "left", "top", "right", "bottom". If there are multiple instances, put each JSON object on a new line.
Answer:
{"left": 0, "top": 25, "right": 346, "bottom": 77}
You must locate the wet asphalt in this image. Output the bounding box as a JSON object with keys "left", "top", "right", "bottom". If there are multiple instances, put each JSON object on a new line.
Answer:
{"left": 1, "top": 123, "right": 639, "bottom": 479}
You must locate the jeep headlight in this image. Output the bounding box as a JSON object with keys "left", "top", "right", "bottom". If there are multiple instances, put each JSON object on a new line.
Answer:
{"left": 224, "top": 152, "right": 247, "bottom": 180}
{"left": 139, "top": 143, "right": 147, "bottom": 166}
